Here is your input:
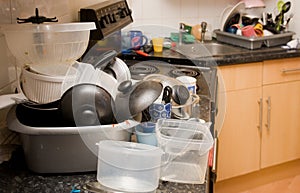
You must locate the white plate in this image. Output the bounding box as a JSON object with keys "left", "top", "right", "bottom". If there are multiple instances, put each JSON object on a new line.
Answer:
{"left": 220, "top": 2, "right": 246, "bottom": 31}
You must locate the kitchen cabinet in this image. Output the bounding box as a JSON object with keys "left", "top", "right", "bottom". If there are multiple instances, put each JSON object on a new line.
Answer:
{"left": 261, "top": 58, "right": 300, "bottom": 168}
{"left": 216, "top": 57, "right": 300, "bottom": 181}
{"left": 216, "top": 62, "right": 262, "bottom": 181}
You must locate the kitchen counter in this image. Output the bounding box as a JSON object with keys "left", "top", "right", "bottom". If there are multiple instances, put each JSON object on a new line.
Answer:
{"left": 0, "top": 145, "right": 207, "bottom": 193}
{"left": 120, "top": 39, "right": 300, "bottom": 66}
{"left": 2, "top": 39, "right": 298, "bottom": 193}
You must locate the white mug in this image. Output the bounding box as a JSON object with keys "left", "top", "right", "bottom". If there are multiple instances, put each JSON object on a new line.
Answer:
{"left": 176, "top": 76, "right": 197, "bottom": 94}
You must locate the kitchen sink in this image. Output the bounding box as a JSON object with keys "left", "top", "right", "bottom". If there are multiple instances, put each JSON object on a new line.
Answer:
{"left": 173, "top": 41, "right": 245, "bottom": 58}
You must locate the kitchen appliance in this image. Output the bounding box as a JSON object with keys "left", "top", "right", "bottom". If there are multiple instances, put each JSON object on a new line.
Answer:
{"left": 121, "top": 59, "right": 217, "bottom": 125}
{"left": 119, "top": 46, "right": 218, "bottom": 193}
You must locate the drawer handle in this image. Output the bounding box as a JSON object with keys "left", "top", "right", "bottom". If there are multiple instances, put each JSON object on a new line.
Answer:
{"left": 281, "top": 68, "right": 300, "bottom": 73}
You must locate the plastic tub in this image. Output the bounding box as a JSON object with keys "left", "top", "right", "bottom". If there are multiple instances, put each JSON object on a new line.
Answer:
{"left": 6, "top": 106, "right": 137, "bottom": 173}
{"left": 97, "top": 140, "right": 162, "bottom": 192}
{"left": 156, "top": 119, "right": 213, "bottom": 184}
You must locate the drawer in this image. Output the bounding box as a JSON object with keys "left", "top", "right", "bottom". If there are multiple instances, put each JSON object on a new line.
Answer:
{"left": 218, "top": 62, "right": 262, "bottom": 92}
{"left": 263, "top": 58, "right": 300, "bottom": 85}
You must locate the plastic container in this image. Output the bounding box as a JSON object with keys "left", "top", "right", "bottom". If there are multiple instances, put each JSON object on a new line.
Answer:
{"left": 97, "top": 140, "right": 162, "bottom": 193}
{"left": 1, "top": 22, "right": 96, "bottom": 66}
{"left": 135, "top": 122, "right": 157, "bottom": 146}
{"left": 21, "top": 65, "right": 77, "bottom": 103}
{"left": 6, "top": 106, "right": 137, "bottom": 173}
{"left": 156, "top": 119, "right": 213, "bottom": 184}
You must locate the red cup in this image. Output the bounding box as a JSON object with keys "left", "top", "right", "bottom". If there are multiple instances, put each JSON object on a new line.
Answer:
{"left": 241, "top": 25, "right": 257, "bottom": 37}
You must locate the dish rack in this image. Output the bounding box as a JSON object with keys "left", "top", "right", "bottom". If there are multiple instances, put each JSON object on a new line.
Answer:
{"left": 215, "top": 30, "right": 295, "bottom": 49}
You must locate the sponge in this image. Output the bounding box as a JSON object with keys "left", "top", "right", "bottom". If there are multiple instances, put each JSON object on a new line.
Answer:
{"left": 170, "top": 32, "right": 195, "bottom": 43}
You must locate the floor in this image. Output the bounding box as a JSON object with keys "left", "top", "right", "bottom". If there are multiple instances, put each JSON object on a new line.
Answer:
{"left": 239, "top": 174, "right": 300, "bottom": 193}
{"left": 215, "top": 159, "right": 300, "bottom": 193}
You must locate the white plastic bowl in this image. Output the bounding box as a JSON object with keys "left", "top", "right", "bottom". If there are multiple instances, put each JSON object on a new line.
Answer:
{"left": 1, "top": 22, "right": 96, "bottom": 66}
{"left": 21, "top": 65, "right": 77, "bottom": 103}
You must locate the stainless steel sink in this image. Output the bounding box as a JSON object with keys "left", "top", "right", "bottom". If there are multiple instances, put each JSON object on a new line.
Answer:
{"left": 173, "top": 42, "right": 245, "bottom": 58}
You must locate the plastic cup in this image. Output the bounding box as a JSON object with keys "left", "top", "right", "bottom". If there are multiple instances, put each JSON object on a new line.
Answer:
{"left": 152, "top": 37, "right": 164, "bottom": 52}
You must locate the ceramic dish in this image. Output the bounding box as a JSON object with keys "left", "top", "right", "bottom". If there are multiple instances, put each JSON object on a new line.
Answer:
{"left": 220, "top": 2, "right": 246, "bottom": 31}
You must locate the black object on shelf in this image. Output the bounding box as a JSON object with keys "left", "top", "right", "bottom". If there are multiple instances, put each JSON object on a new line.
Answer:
{"left": 17, "top": 8, "right": 58, "bottom": 24}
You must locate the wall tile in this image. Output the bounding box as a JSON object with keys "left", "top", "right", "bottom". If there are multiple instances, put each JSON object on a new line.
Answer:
{"left": 180, "top": 0, "right": 199, "bottom": 18}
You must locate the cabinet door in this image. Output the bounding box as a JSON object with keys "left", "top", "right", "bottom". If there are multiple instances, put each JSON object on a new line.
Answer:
{"left": 261, "top": 81, "right": 300, "bottom": 168}
{"left": 217, "top": 88, "right": 262, "bottom": 181}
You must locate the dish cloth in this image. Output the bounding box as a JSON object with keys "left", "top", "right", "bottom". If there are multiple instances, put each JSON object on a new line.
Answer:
{"left": 170, "top": 33, "right": 195, "bottom": 43}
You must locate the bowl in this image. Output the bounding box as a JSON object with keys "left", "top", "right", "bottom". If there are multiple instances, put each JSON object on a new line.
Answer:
{"left": 21, "top": 65, "right": 77, "bottom": 103}
{"left": 1, "top": 22, "right": 96, "bottom": 66}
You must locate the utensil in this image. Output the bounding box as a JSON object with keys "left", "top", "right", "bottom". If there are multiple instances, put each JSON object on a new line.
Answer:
{"left": 114, "top": 80, "right": 163, "bottom": 122}
{"left": 275, "top": 1, "right": 291, "bottom": 32}
{"left": 162, "top": 86, "right": 172, "bottom": 104}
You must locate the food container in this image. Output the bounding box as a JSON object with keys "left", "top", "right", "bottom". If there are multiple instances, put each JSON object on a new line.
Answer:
{"left": 97, "top": 140, "right": 162, "bottom": 193}
{"left": 7, "top": 106, "right": 137, "bottom": 173}
{"left": 156, "top": 119, "right": 213, "bottom": 184}
{"left": 1, "top": 22, "right": 96, "bottom": 66}
{"left": 215, "top": 29, "right": 295, "bottom": 49}
{"left": 21, "top": 65, "right": 77, "bottom": 103}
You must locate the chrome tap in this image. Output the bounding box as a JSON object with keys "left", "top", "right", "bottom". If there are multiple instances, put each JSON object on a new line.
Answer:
{"left": 201, "top": 22, "right": 207, "bottom": 43}
{"left": 179, "top": 23, "right": 188, "bottom": 45}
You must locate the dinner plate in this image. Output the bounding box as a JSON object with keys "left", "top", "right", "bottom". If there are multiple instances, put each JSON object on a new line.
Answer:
{"left": 220, "top": 2, "right": 246, "bottom": 31}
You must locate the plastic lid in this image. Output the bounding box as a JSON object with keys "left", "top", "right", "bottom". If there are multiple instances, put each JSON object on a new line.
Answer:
{"left": 98, "top": 140, "right": 162, "bottom": 157}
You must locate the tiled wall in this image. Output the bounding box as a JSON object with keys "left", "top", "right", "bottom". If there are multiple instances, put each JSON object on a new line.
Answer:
{"left": 0, "top": 0, "right": 299, "bottom": 91}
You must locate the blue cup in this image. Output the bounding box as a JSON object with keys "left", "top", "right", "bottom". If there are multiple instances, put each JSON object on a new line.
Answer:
{"left": 148, "top": 103, "right": 172, "bottom": 122}
{"left": 135, "top": 122, "right": 157, "bottom": 146}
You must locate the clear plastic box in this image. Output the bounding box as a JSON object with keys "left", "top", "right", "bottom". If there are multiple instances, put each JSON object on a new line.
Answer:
{"left": 97, "top": 140, "right": 162, "bottom": 192}
{"left": 156, "top": 119, "right": 214, "bottom": 184}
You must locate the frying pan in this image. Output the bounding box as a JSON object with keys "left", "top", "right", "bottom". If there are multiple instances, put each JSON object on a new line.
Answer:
{"left": 17, "top": 83, "right": 115, "bottom": 127}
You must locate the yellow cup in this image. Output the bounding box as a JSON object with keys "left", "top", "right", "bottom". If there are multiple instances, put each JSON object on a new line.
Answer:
{"left": 152, "top": 37, "right": 164, "bottom": 53}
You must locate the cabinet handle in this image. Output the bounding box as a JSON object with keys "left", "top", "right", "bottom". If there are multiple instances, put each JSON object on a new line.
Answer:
{"left": 258, "top": 98, "right": 263, "bottom": 132}
{"left": 281, "top": 68, "right": 300, "bottom": 73}
{"left": 265, "top": 97, "right": 271, "bottom": 130}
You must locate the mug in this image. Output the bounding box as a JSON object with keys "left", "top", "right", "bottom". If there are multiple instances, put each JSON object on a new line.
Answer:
{"left": 241, "top": 25, "right": 257, "bottom": 38}
{"left": 176, "top": 76, "right": 197, "bottom": 94}
{"left": 149, "top": 102, "right": 172, "bottom": 122}
{"left": 122, "top": 30, "right": 148, "bottom": 50}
